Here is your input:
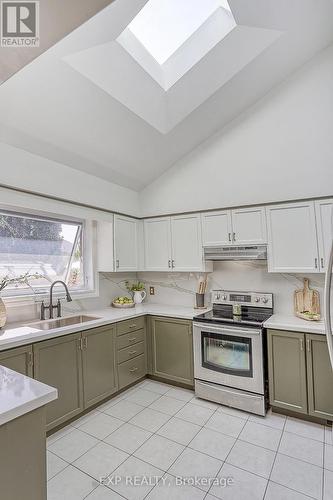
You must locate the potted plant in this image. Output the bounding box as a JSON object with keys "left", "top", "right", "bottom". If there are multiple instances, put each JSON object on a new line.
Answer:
{"left": 125, "top": 281, "right": 147, "bottom": 304}
{"left": 0, "top": 272, "right": 42, "bottom": 328}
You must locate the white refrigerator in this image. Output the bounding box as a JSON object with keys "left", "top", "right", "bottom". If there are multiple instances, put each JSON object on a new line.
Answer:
{"left": 324, "top": 229, "right": 333, "bottom": 370}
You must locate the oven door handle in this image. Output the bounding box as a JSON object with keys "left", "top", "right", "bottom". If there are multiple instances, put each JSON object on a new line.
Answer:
{"left": 193, "top": 323, "right": 261, "bottom": 336}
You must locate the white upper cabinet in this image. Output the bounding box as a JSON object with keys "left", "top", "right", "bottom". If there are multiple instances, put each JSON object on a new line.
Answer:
{"left": 114, "top": 215, "right": 138, "bottom": 271}
{"left": 144, "top": 218, "right": 172, "bottom": 271}
{"left": 97, "top": 220, "right": 114, "bottom": 272}
{"left": 171, "top": 214, "right": 203, "bottom": 272}
{"left": 315, "top": 199, "right": 333, "bottom": 272}
{"left": 266, "top": 201, "right": 319, "bottom": 273}
{"left": 143, "top": 214, "right": 208, "bottom": 272}
{"left": 201, "top": 211, "right": 232, "bottom": 246}
{"left": 201, "top": 207, "right": 266, "bottom": 246}
{"left": 231, "top": 207, "right": 267, "bottom": 245}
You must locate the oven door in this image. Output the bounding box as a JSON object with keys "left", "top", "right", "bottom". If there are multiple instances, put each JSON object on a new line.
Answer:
{"left": 193, "top": 322, "right": 264, "bottom": 394}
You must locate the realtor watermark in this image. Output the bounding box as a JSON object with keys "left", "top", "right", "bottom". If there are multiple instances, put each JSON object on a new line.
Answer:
{"left": 100, "top": 474, "right": 234, "bottom": 489}
{"left": 1, "top": 1, "right": 39, "bottom": 47}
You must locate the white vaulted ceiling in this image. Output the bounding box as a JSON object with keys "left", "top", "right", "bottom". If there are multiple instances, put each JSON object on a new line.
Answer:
{"left": 0, "top": 0, "right": 333, "bottom": 190}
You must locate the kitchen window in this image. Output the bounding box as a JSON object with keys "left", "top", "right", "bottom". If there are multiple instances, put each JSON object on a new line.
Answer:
{"left": 0, "top": 210, "right": 95, "bottom": 297}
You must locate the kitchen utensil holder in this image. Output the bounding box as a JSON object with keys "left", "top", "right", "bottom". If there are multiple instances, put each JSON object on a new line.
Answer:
{"left": 195, "top": 293, "right": 205, "bottom": 309}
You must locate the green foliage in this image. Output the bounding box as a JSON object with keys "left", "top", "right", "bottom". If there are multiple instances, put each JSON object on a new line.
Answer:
{"left": 125, "top": 281, "right": 145, "bottom": 292}
{"left": 0, "top": 215, "right": 63, "bottom": 241}
{"left": 0, "top": 272, "right": 42, "bottom": 292}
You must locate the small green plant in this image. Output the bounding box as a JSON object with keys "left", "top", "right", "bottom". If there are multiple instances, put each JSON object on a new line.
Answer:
{"left": 125, "top": 281, "right": 145, "bottom": 293}
{"left": 0, "top": 272, "right": 42, "bottom": 293}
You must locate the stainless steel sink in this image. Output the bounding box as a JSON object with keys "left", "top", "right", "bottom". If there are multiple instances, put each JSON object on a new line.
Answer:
{"left": 28, "top": 315, "right": 101, "bottom": 331}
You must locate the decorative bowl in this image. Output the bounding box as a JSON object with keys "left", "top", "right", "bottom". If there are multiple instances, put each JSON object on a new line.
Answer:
{"left": 112, "top": 301, "right": 135, "bottom": 309}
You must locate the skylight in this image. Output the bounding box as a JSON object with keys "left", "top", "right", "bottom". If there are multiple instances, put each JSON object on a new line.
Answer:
{"left": 127, "top": 0, "right": 233, "bottom": 65}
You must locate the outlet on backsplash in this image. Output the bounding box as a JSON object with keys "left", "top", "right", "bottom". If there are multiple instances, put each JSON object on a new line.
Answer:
{"left": 149, "top": 286, "right": 155, "bottom": 295}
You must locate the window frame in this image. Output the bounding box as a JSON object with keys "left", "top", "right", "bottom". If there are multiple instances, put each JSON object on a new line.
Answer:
{"left": 0, "top": 206, "right": 97, "bottom": 301}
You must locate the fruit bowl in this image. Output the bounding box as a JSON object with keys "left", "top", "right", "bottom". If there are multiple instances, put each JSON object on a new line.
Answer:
{"left": 112, "top": 296, "right": 135, "bottom": 308}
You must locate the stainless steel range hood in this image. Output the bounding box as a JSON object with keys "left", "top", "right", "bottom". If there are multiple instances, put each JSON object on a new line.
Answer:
{"left": 204, "top": 245, "right": 267, "bottom": 261}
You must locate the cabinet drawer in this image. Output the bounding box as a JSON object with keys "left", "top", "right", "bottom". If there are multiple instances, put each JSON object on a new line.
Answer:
{"left": 116, "top": 329, "right": 145, "bottom": 350}
{"left": 116, "top": 317, "right": 145, "bottom": 336}
{"left": 118, "top": 354, "right": 146, "bottom": 389}
{"left": 117, "top": 342, "right": 145, "bottom": 364}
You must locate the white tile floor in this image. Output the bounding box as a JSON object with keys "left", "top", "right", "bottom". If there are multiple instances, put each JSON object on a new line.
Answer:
{"left": 47, "top": 379, "right": 333, "bottom": 500}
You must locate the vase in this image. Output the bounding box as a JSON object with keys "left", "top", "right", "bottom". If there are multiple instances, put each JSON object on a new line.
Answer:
{"left": 0, "top": 298, "right": 6, "bottom": 328}
{"left": 133, "top": 290, "right": 147, "bottom": 304}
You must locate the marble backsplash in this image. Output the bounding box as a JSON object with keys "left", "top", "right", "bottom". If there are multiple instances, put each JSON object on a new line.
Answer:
{"left": 2, "top": 262, "right": 326, "bottom": 323}
{"left": 138, "top": 261, "right": 325, "bottom": 315}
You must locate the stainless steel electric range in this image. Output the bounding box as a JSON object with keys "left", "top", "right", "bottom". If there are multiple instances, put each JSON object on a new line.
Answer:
{"left": 193, "top": 290, "right": 273, "bottom": 416}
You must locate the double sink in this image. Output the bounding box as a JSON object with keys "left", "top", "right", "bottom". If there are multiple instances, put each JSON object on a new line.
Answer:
{"left": 28, "top": 315, "right": 101, "bottom": 331}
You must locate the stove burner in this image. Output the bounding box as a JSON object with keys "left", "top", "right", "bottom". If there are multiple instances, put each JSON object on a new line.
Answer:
{"left": 195, "top": 304, "right": 273, "bottom": 327}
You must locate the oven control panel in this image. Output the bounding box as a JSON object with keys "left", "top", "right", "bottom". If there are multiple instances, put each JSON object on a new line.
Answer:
{"left": 212, "top": 290, "right": 273, "bottom": 308}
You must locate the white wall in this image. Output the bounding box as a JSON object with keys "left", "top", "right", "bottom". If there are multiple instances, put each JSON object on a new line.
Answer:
{"left": 139, "top": 44, "right": 333, "bottom": 217}
{"left": 0, "top": 142, "right": 140, "bottom": 217}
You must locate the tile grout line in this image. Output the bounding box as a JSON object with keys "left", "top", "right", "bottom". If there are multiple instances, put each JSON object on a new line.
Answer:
{"left": 140, "top": 400, "right": 220, "bottom": 500}
{"left": 205, "top": 406, "right": 248, "bottom": 498}
{"left": 47, "top": 380, "right": 327, "bottom": 500}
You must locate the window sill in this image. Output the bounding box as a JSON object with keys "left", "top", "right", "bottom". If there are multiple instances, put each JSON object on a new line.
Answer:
{"left": 2, "top": 289, "right": 99, "bottom": 306}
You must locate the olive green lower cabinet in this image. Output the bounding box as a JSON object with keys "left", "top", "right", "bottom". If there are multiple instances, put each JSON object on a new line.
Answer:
{"left": 149, "top": 316, "right": 194, "bottom": 386}
{"left": 34, "top": 325, "right": 119, "bottom": 431}
{"left": 0, "top": 407, "right": 46, "bottom": 500}
{"left": 33, "top": 333, "right": 84, "bottom": 431}
{"left": 306, "top": 334, "right": 333, "bottom": 420}
{"left": 82, "top": 325, "right": 118, "bottom": 408}
{"left": 116, "top": 317, "right": 147, "bottom": 389}
{"left": 267, "top": 329, "right": 333, "bottom": 421}
{"left": 0, "top": 344, "right": 33, "bottom": 376}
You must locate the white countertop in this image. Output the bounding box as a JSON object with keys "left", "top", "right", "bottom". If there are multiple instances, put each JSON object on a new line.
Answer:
{"left": 0, "top": 303, "right": 207, "bottom": 351}
{"left": 0, "top": 365, "right": 57, "bottom": 426}
{"left": 264, "top": 313, "right": 326, "bottom": 335}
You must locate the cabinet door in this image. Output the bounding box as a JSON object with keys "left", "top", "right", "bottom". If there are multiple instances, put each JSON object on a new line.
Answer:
{"left": 231, "top": 207, "right": 267, "bottom": 245}
{"left": 267, "top": 330, "right": 307, "bottom": 414}
{"left": 33, "top": 333, "right": 83, "bottom": 431}
{"left": 144, "top": 217, "right": 171, "bottom": 271}
{"left": 0, "top": 345, "right": 33, "bottom": 376}
{"left": 82, "top": 325, "right": 118, "bottom": 408}
{"left": 114, "top": 215, "right": 138, "bottom": 271}
{"left": 306, "top": 334, "right": 333, "bottom": 421}
{"left": 201, "top": 211, "right": 232, "bottom": 246}
{"left": 97, "top": 220, "right": 114, "bottom": 272}
{"left": 151, "top": 316, "right": 193, "bottom": 386}
{"left": 315, "top": 199, "right": 333, "bottom": 273}
{"left": 171, "top": 214, "right": 203, "bottom": 271}
{"left": 267, "top": 202, "right": 319, "bottom": 273}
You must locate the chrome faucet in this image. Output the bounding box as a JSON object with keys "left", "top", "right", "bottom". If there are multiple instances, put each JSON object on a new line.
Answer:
{"left": 40, "top": 280, "right": 73, "bottom": 320}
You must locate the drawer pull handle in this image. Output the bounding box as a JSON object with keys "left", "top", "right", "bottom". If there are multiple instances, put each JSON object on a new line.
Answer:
{"left": 129, "top": 324, "right": 137, "bottom": 328}
{"left": 128, "top": 337, "right": 136, "bottom": 342}
{"left": 129, "top": 367, "right": 138, "bottom": 373}
{"left": 128, "top": 350, "right": 137, "bottom": 355}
